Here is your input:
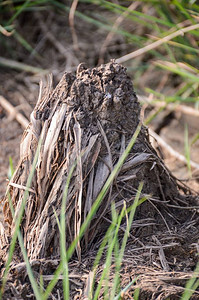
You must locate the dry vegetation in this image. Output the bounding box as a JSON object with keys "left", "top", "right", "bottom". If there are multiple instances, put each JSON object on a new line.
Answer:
{"left": 0, "top": 1, "right": 199, "bottom": 299}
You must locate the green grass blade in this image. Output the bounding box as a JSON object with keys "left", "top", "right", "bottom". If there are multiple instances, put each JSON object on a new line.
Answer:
{"left": 155, "top": 62, "right": 199, "bottom": 83}
{"left": 167, "top": 40, "right": 199, "bottom": 55}
{"left": 8, "top": 156, "right": 14, "bottom": 180}
{"left": 14, "top": 31, "right": 41, "bottom": 58}
{"left": 43, "top": 124, "right": 141, "bottom": 299}
{"left": 0, "top": 57, "right": 48, "bottom": 74}
{"left": 184, "top": 124, "right": 191, "bottom": 177}
{"left": 42, "top": 263, "right": 63, "bottom": 300}
{"left": 181, "top": 263, "right": 199, "bottom": 300}
{"left": 97, "top": 0, "right": 175, "bottom": 27}
{"left": 144, "top": 106, "right": 166, "bottom": 126}
{"left": 66, "top": 124, "right": 141, "bottom": 261}
{"left": 112, "top": 203, "right": 121, "bottom": 296}
{"left": 60, "top": 162, "right": 77, "bottom": 300}
{"left": 110, "top": 182, "right": 144, "bottom": 298}
{"left": 133, "top": 288, "right": 140, "bottom": 300}
{"left": 7, "top": 0, "right": 32, "bottom": 25}
{"left": 173, "top": 0, "right": 193, "bottom": 21}
{"left": 0, "top": 138, "right": 42, "bottom": 298}
{"left": 89, "top": 224, "right": 116, "bottom": 299}
{"left": 7, "top": 194, "right": 42, "bottom": 300}
{"left": 93, "top": 205, "right": 126, "bottom": 300}
{"left": 52, "top": 206, "right": 61, "bottom": 233}
{"left": 113, "top": 278, "right": 138, "bottom": 300}
{"left": 191, "top": 132, "right": 199, "bottom": 146}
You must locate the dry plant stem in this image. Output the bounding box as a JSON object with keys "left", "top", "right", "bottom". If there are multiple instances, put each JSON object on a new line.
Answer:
{"left": 0, "top": 57, "right": 48, "bottom": 74}
{"left": 131, "top": 268, "right": 199, "bottom": 297}
{"left": 149, "top": 128, "right": 199, "bottom": 171}
{"left": 84, "top": 270, "right": 94, "bottom": 299}
{"left": 0, "top": 25, "right": 14, "bottom": 36}
{"left": 116, "top": 23, "right": 199, "bottom": 63}
{"left": 139, "top": 94, "right": 199, "bottom": 117}
{"left": 98, "top": 1, "right": 140, "bottom": 64}
{"left": 0, "top": 95, "right": 29, "bottom": 128}
{"left": 152, "top": 235, "right": 170, "bottom": 271}
{"left": 69, "top": 0, "right": 79, "bottom": 52}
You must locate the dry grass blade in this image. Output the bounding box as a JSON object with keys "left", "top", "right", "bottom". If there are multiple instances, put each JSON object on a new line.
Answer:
{"left": 84, "top": 270, "right": 95, "bottom": 299}
{"left": 116, "top": 23, "right": 199, "bottom": 63}
{"left": 0, "top": 57, "right": 48, "bottom": 74}
{"left": 74, "top": 120, "right": 83, "bottom": 260}
{"left": 149, "top": 128, "right": 199, "bottom": 171}
{"left": 0, "top": 25, "right": 14, "bottom": 36}
{"left": 69, "top": 0, "right": 79, "bottom": 51}
{"left": 0, "top": 95, "right": 29, "bottom": 128}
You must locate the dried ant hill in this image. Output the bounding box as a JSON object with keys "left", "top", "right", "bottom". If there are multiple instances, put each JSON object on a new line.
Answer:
{"left": 2, "top": 61, "right": 198, "bottom": 264}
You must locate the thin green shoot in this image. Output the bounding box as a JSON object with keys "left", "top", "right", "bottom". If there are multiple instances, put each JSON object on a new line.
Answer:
{"left": 184, "top": 124, "right": 192, "bottom": 177}
{"left": 42, "top": 263, "right": 63, "bottom": 300}
{"left": 43, "top": 123, "right": 141, "bottom": 299}
{"left": 181, "top": 263, "right": 199, "bottom": 300}
{"left": 66, "top": 124, "right": 141, "bottom": 260}
{"left": 95, "top": 0, "right": 175, "bottom": 27}
{"left": 93, "top": 204, "right": 126, "bottom": 300}
{"left": 60, "top": 162, "right": 77, "bottom": 300}
{"left": 191, "top": 132, "right": 199, "bottom": 146}
{"left": 50, "top": 0, "right": 146, "bottom": 46}
{"left": 112, "top": 202, "right": 122, "bottom": 296}
{"left": 145, "top": 88, "right": 198, "bottom": 104}
{"left": 6, "top": 193, "right": 42, "bottom": 299}
{"left": 52, "top": 206, "right": 61, "bottom": 233}
{"left": 144, "top": 106, "right": 166, "bottom": 126}
{"left": 7, "top": 0, "right": 33, "bottom": 25}
{"left": 89, "top": 222, "right": 117, "bottom": 299}
{"left": 161, "top": 40, "right": 199, "bottom": 55}
{"left": 173, "top": 0, "right": 193, "bottom": 21}
{"left": 0, "top": 138, "right": 42, "bottom": 299}
{"left": 155, "top": 61, "right": 199, "bottom": 83}
{"left": 8, "top": 156, "right": 14, "bottom": 180}
{"left": 181, "top": 83, "right": 199, "bottom": 100}
{"left": 14, "top": 31, "right": 41, "bottom": 58}
{"left": 39, "top": 272, "right": 44, "bottom": 295}
{"left": 133, "top": 288, "right": 140, "bottom": 300}
{"left": 113, "top": 278, "right": 138, "bottom": 300}
{"left": 110, "top": 182, "right": 144, "bottom": 298}
{"left": 103, "top": 220, "right": 115, "bottom": 300}
{"left": 0, "top": 57, "right": 48, "bottom": 74}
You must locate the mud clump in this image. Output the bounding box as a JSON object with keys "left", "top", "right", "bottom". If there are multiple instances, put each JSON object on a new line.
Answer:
{"left": 3, "top": 61, "right": 197, "bottom": 258}
{"left": 1, "top": 61, "right": 199, "bottom": 299}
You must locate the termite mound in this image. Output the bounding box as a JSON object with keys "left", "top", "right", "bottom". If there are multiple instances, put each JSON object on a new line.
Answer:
{"left": 2, "top": 61, "right": 197, "bottom": 261}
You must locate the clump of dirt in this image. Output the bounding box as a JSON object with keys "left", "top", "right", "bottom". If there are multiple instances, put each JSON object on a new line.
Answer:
{"left": 1, "top": 61, "right": 199, "bottom": 299}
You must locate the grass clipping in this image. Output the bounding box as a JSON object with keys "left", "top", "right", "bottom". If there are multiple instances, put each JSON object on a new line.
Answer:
{"left": 2, "top": 61, "right": 196, "bottom": 260}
